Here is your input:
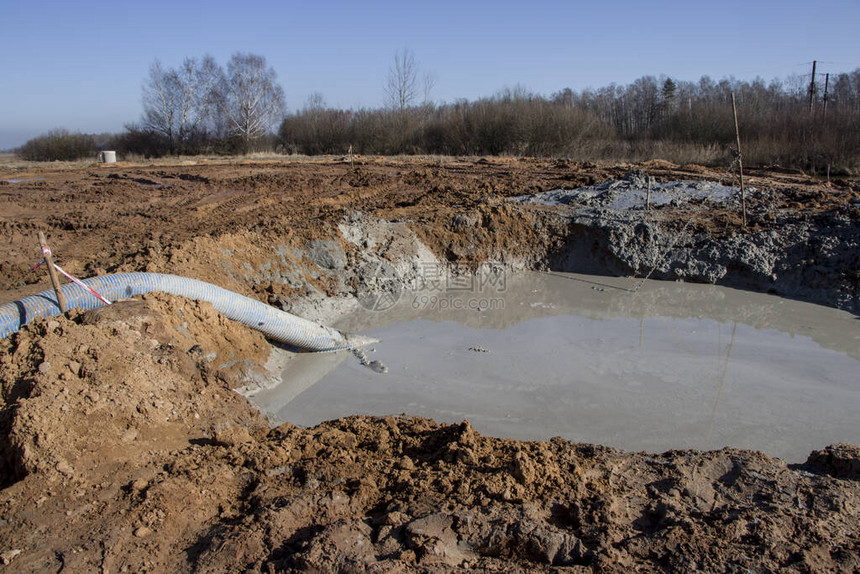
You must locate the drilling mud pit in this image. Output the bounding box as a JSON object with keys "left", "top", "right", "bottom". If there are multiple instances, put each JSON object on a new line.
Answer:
{"left": 253, "top": 272, "right": 860, "bottom": 462}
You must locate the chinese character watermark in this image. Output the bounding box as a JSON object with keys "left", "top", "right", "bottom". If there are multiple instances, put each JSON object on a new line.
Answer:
{"left": 359, "top": 261, "right": 508, "bottom": 313}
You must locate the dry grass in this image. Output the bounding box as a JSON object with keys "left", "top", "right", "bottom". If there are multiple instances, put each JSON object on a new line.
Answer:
{"left": 0, "top": 153, "right": 95, "bottom": 172}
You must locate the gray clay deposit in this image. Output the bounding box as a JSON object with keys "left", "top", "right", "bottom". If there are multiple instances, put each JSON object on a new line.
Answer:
{"left": 512, "top": 169, "right": 745, "bottom": 210}
{"left": 511, "top": 172, "right": 860, "bottom": 314}
{"left": 248, "top": 271, "right": 860, "bottom": 462}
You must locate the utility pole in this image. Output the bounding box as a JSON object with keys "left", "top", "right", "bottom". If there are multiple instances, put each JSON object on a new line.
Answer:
{"left": 808, "top": 60, "right": 817, "bottom": 112}
{"left": 823, "top": 73, "right": 830, "bottom": 117}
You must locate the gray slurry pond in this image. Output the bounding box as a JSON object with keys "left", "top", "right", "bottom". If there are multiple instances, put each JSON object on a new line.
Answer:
{"left": 250, "top": 272, "right": 859, "bottom": 462}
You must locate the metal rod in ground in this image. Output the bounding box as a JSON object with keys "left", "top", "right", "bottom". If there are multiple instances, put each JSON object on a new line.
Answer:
{"left": 37, "top": 231, "right": 68, "bottom": 314}
{"left": 646, "top": 177, "right": 652, "bottom": 210}
{"left": 731, "top": 92, "right": 747, "bottom": 227}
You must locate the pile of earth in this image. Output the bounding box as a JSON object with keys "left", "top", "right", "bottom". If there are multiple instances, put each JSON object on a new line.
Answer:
{"left": 0, "top": 295, "right": 858, "bottom": 572}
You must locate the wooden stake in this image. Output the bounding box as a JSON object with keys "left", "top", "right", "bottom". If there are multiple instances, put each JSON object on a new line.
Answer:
{"left": 731, "top": 93, "right": 747, "bottom": 227}
{"left": 38, "top": 231, "right": 68, "bottom": 314}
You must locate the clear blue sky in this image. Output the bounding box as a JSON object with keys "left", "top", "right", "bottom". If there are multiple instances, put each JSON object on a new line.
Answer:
{"left": 1, "top": 0, "right": 858, "bottom": 150}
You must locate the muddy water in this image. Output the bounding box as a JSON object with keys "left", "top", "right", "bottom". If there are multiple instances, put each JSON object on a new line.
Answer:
{"left": 252, "top": 272, "right": 859, "bottom": 461}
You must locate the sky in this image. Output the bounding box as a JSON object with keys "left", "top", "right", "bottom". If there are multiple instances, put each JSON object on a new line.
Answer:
{"left": 1, "top": 0, "right": 858, "bottom": 150}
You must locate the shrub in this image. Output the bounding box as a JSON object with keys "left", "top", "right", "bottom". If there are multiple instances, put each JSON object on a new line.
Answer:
{"left": 17, "top": 129, "right": 97, "bottom": 161}
{"left": 109, "top": 125, "right": 170, "bottom": 158}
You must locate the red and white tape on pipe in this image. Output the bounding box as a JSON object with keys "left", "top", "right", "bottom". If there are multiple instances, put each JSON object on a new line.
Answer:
{"left": 52, "top": 264, "right": 112, "bottom": 305}
{"left": 30, "top": 259, "right": 112, "bottom": 305}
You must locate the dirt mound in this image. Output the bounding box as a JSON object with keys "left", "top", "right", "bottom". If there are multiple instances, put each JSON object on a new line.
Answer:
{"left": 639, "top": 158, "right": 679, "bottom": 170}
{"left": 0, "top": 294, "right": 270, "bottom": 486}
{"left": 806, "top": 443, "right": 860, "bottom": 480}
{"left": 0, "top": 297, "right": 857, "bottom": 572}
{"left": 196, "top": 418, "right": 859, "bottom": 573}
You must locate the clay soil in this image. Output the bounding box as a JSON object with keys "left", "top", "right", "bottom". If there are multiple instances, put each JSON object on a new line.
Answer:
{"left": 0, "top": 156, "right": 859, "bottom": 572}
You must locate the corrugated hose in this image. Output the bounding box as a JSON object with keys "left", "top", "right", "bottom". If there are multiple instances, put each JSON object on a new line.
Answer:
{"left": 0, "top": 272, "right": 369, "bottom": 351}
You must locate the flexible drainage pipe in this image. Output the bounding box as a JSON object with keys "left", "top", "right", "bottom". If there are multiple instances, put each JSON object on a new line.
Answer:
{"left": 0, "top": 272, "right": 358, "bottom": 351}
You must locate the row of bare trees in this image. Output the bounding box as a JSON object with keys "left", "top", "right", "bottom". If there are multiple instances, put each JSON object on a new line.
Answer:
{"left": 566, "top": 71, "right": 860, "bottom": 169}
{"left": 136, "top": 53, "right": 285, "bottom": 154}
{"left": 16, "top": 49, "right": 860, "bottom": 169}
{"left": 279, "top": 69, "right": 860, "bottom": 169}
{"left": 564, "top": 71, "right": 860, "bottom": 141}
{"left": 281, "top": 86, "right": 612, "bottom": 157}
{"left": 124, "top": 49, "right": 432, "bottom": 157}
{"left": 17, "top": 129, "right": 100, "bottom": 162}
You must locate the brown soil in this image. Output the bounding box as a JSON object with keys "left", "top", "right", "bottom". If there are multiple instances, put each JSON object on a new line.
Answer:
{"left": 0, "top": 156, "right": 858, "bottom": 572}
{"left": 2, "top": 156, "right": 855, "bottom": 304}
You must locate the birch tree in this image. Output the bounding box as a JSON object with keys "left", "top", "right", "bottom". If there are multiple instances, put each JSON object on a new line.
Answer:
{"left": 385, "top": 49, "right": 419, "bottom": 112}
{"left": 221, "top": 53, "right": 286, "bottom": 149}
{"left": 141, "top": 56, "right": 224, "bottom": 154}
{"left": 174, "top": 55, "right": 223, "bottom": 146}
{"left": 141, "top": 60, "right": 179, "bottom": 153}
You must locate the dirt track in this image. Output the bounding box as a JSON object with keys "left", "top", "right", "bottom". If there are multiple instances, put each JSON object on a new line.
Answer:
{"left": 0, "top": 156, "right": 858, "bottom": 572}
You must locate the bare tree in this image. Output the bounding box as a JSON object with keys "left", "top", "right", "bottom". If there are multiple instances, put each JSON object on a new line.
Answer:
{"left": 385, "top": 49, "right": 420, "bottom": 112}
{"left": 142, "top": 59, "right": 179, "bottom": 153}
{"left": 175, "top": 55, "right": 224, "bottom": 146}
{"left": 220, "top": 53, "right": 286, "bottom": 150}
{"left": 304, "top": 92, "right": 326, "bottom": 112}
{"left": 141, "top": 56, "right": 224, "bottom": 154}
{"left": 422, "top": 71, "right": 436, "bottom": 108}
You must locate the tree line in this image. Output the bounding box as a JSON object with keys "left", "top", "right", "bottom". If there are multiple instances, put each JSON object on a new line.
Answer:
{"left": 280, "top": 70, "right": 860, "bottom": 171}
{"left": 16, "top": 52, "right": 860, "bottom": 171}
